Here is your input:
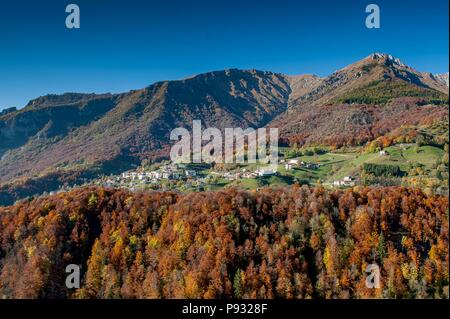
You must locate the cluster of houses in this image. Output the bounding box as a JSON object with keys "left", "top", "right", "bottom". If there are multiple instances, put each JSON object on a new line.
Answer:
{"left": 122, "top": 166, "right": 197, "bottom": 181}
{"left": 282, "top": 159, "right": 321, "bottom": 171}
{"left": 218, "top": 168, "right": 277, "bottom": 181}
{"left": 104, "top": 163, "right": 280, "bottom": 188}
{"left": 120, "top": 164, "right": 197, "bottom": 183}
{"left": 333, "top": 176, "right": 356, "bottom": 187}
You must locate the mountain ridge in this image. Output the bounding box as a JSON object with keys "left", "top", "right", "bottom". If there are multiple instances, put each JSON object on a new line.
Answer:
{"left": 0, "top": 53, "right": 448, "bottom": 205}
{"left": 2, "top": 53, "right": 448, "bottom": 114}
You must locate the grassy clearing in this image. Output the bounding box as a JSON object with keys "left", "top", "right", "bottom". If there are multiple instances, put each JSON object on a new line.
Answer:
{"left": 183, "top": 143, "right": 445, "bottom": 192}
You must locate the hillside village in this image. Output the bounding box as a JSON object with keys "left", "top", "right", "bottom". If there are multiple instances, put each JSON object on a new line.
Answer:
{"left": 101, "top": 162, "right": 281, "bottom": 190}
{"left": 95, "top": 148, "right": 361, "bottom": 193}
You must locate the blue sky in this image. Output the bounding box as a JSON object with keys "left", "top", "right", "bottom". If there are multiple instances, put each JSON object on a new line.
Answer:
{"left": 0, "top": 0, "right": 448, "bottom": 110}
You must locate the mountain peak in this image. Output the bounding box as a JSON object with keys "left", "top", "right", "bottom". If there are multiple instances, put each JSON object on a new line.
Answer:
{"left": 367, "top": 53, "right": 406, "bottom": 67}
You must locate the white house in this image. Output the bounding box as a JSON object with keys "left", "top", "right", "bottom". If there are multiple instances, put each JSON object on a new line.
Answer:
{"left": 285, "top": 163, "right": 293, "bottom": 170}
{"left": 289, "top": 159, "right": 299, "bottom": 165}
{"left": 258, "top": 169, "right": 276, "bottom": 177}
{"left": 334, "top": 176, "right": 356, "bottom": 187}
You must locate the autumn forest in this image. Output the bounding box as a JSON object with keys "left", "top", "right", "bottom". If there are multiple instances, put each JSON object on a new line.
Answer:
{"left": 0, "top": 186, "right": 447, "bottom": 299}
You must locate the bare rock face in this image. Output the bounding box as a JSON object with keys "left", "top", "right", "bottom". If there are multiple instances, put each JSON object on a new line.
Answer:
{"left": 433, "top": 72, "right": 449, "bottom": 88}
{"left": 0, "top": 107, "right": 17, "bottom": 116}
{"left": 0, "top": 94, "right": 117, "bottom": 158}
